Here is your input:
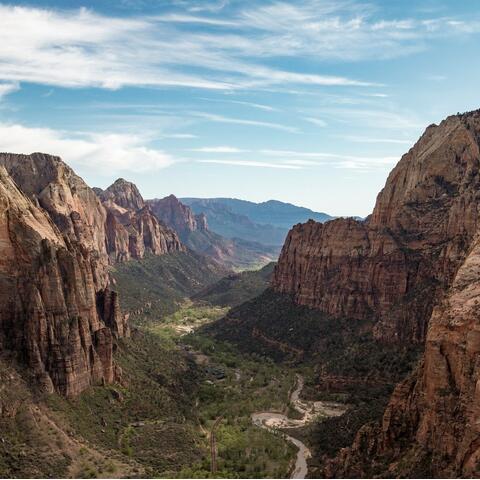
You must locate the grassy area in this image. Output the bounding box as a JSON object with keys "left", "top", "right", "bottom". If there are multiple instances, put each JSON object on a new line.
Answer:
{"left": 205, "top": 289, "right": 422, "bottom": 471}
{"left": 140, "top": 305, "right": 297, "bottom": 479}
{"left": 43, "top": 329, "right": 204, "bottom": 477}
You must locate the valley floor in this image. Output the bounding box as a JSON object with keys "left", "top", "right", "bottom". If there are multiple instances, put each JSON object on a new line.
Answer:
{"left": 0, "top": 261, "right": 420, "bottom": 479}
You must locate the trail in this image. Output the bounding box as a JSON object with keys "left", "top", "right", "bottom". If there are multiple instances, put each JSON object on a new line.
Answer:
{"left": 251, "top": 374, "right": 346, "bottom": 479}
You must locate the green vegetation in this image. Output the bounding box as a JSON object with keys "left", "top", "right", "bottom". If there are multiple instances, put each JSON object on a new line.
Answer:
{"left": 193, "top": 262, "right": 275, "bottom": 307}
{"left": 205, "top": 289, "right": 422, "bottom": 469}
{"left": 164, "top": 334, "right": 297, "bottom": 478}
{"left": 44, "top": 330, "right": 204, "bottom": 477}
{"left": 111, "top": 251, "right": 226, "bottom": 322}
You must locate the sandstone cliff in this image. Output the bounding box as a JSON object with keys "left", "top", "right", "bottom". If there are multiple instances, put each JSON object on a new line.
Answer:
{"left": 0, "top": 161, "right": 127, "bottom": 397}
{"left": 273, "top": 111, "right": 480, "bottom": 342}
{"left": 148, "top": 194, "right": 201, "bottom": 237}
{"left": 326, "top": 231, "right": 480, "bottom": 477}
{"left": 97, "top": 180, "right": 184, "bottom": 263}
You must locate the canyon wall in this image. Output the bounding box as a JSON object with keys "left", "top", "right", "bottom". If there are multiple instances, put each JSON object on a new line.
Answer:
{"left": 0, "top": 158, "right": 127, "bottom": 397}
{"left": 326, "top": 232, "right": 480, "bottom": 477}
{"left": 273, "top": 111, "right": 480, "bottom": 342}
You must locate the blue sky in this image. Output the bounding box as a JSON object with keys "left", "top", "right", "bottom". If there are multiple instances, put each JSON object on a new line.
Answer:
{"left": 1, "top": 1, "right": 480, "bottom": 216}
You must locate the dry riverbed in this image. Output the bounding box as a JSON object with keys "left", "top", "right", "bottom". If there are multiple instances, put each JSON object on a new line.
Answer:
{"left": 252, "top": 374, "right": 346, "bottom": 479}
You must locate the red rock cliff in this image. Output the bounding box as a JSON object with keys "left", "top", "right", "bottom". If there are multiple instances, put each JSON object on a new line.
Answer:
{"left": 147, "top": 194, "right": 200, "bottom": 237}
{"left": 0, "top": 163, "right": 127, "bottom": 397}
{"left": 326, "top": 231, "right": 480, "bottom": 477}
{"left": 97, "top": 180, "right": 184, "bottom": 262}
{"left": 273, "top": 111, "right": 480, "bottom": 342}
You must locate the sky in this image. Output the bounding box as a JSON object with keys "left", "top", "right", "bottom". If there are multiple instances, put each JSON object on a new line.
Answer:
{"left": 1, "top": 1, "right": 480, "bottom": 216}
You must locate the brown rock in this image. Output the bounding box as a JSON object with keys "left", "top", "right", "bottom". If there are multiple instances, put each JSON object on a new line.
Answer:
{"left": 99, "top": 180, "right": 184, "bottom": 262}
{"left": 327, "top": 233, "right": 480, "bottom": 477}
{"left": 0, "top": 165, "right": 125, "bottom": 397}
{"left": 273, "top": 111, "right": 480, "bottom": 342}
{"left": 147, "top": 194, "right": 199, "bottom": 237}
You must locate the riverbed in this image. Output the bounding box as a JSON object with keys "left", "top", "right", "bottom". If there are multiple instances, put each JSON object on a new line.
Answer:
{"left": 252, "top": 374, "right": 346, "bottom": 479}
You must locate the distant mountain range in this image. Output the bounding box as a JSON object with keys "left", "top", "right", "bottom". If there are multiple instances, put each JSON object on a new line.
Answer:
{"left": 181, "top": 197, "right": 333, "bottom": 246}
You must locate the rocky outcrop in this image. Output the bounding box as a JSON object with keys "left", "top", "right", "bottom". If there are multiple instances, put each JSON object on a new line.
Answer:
{"left": 147, "top": 194, "right": 200, "bottom": 238}
{"left": 273, "top": 111, "right": 480, "bottom": 342}
{"left": 326, "top": 232, "right": 480, "bottom": 477}
{"left": 0, "top": 162, "right": 127, "bottom": 397}
{"left": 97, "top": 181, "right": 184, "bottom": 263}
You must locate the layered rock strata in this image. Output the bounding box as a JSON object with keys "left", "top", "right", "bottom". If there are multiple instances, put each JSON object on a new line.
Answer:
{"left": 273, "top": 112, "right": 480, "bottom": 342}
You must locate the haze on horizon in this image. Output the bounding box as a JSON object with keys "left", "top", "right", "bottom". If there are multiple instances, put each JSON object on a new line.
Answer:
{"left": 0, "top": 0, "right": 479, "bottom": 216}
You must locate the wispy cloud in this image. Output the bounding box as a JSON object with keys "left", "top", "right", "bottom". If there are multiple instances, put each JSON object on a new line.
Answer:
{"left": 0, "top": 123, "right": 174, "bottom": 173}
{"left": 305, "top": 117, "right": 327, "bottom": 127}
{"left": 260, "top": 148, "right": 398, "bottom": 169}
{"left": 199, "top": 97, "right": 279, "bottom": 112}
{"left": 0, "top": 82, "right": 19, "bottom": 99}
{"left": 340, "top": 135, "right": 412, "bottom": 144}
{"left": 189, "top": 146, "right": 246, "bottom": 153}
{"left": 0, "top": 4, "right": 373, "bottom": 92}
{"left": 198, "top": 159, "right": 301, "bottom": 169}
{"left": 192, "top": 112, "right": 300, "bottom": 133}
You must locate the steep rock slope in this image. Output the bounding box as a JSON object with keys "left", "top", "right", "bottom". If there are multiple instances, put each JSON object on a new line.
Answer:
{"left": 327, "top": 232, "right": 480, "bottom": 477}
{"left": 96, "top": 180, "right": 184, "bottom": 263}
{"left": 148, "top": 195, "right": 279, "bottom": 270}
{"left": 273, "top": 112, "right": 480, "bottom": 342}
{"left": 0, "top": 161, "right": 127, "bottom": 397}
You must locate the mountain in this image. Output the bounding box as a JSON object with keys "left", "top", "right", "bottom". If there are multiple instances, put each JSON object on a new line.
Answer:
{"left": 322, "top": 111, "right": 480, "bottom": 478}
{"left": 0, "top": 153, "right": 129, "bottom": 397}
{"left": 181, "top": 197, "right": 333, "bottom": 246}
{"left": 208, "top": 110, "right": 480, "bottom": 477}
{"left": 95, "top": 180, "right": 184, "bottom": 263}
{"left": 272, "top": 112, "right": 480, "bottom": 343}
{"left": 147, "top": 194, "right": 280, "bottom": 270}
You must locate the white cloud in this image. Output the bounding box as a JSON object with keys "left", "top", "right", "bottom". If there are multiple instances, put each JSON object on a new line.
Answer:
{"left": 198, "top": 159, "right": 301, "bottom": 169}
{"left": 0, "top": 123, "right": 174, "bottom": 173}
{"left": 260, "top": 148, "right": 398, "bottom": 169}
{"left": 190, "top": 146, "right": 246, "bottom": 153}
{"left": 305, "top": 117, "right": 327, "bottom": 127}
{"left": 0, "top": 82, "right": 19, "bottom": 99}
{"left": 0, "top": 4, "right": 372, "bottom": 92}
{"left": 192, "top": 112, "right": 300, "bottom": 133}
{"left": 340, "top": 135, "right": 412, "bottom": 144}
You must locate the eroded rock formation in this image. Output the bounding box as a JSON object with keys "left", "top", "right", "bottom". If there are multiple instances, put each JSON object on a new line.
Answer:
{"left": 0, "top": 160, "right": 127, "bottom": 397}
{"left": 273, "top": 111, "right": 480, "bottom": 342}
{"left": 97, "top": 180, "right": 184, "bottom": 263}
{"left": 326, "top": 232, "right": 480, "bottom": 477}
{"left": 147, "top": 194, "right": 201, "bottom": 237}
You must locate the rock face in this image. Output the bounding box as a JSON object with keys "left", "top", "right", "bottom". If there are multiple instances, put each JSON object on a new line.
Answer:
{"left": 0, "top": 154, "right": 129, "bottom": 397}
{"left": 148, "top": 194, "right": 200, "bottom": 238}
{"left": 327, "top": 233, "right": 480, "bottom": 477}
{"left": 97, "top": 181, "right": 184, "bottom": 263}
{"left": 273, "top": 111, "right": 480, "bottom": 342}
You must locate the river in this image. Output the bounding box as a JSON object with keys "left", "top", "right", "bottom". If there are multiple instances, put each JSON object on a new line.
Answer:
{"left": 251, "top": 374, "right": 346, "bottom": 479}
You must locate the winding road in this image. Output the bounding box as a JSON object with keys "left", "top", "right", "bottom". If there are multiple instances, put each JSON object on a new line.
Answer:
{"left": 251, "top": 374, "right": 346, "bottom": 479}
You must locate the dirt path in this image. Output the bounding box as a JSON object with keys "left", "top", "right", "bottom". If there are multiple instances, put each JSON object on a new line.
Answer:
{"left": 251, "top": 374, "right": 346, "bottom": 479}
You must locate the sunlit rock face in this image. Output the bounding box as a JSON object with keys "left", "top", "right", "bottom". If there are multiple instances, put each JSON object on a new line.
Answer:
{"left": 97, "top": 179, "right": 184, "bottom": 263}
{"left": 0, "top": 155, "right": 130, "bottom": 397}
{"left": 273, "top": 111, "right": 480, "bottom": 343}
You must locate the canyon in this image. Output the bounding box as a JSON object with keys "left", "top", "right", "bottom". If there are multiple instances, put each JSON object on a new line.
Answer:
{"left": 2, "top": 110, "right": 480, "bottom": 478}
{"left": 270, "top": 110, "right": 480, "bottom": 476}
